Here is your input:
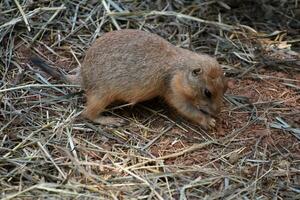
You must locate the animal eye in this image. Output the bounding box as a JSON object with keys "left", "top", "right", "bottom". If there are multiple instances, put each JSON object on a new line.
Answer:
{"left": 192, "top": 68, "right": 202, "bottom": 77}
{"left": 204, "top": 88, "right": 211, "bottom": 98}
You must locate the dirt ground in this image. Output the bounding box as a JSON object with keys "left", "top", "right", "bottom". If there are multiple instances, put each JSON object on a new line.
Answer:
{"left": 1, "top": 0, "right": 299, "bottom": 199}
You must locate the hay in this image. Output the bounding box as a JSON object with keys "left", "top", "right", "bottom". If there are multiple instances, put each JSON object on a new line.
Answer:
{"left": 1, "top": 0, "right": 299, "bottom": 199}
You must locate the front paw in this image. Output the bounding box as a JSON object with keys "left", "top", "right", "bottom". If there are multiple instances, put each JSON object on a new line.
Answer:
{"left": 199, "top": 117, "right": 216, "bottom": 130}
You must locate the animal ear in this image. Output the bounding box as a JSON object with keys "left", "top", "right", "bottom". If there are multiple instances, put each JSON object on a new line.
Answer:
{"left": 191, "top": 68, "right": 202, "bottom": 77}
{"left": 223, "top": 77, "right": 235, "bottom": 93}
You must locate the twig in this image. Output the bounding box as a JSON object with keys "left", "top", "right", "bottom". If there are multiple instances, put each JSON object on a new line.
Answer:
{"left": 0, "top": 6, "right": 66, "bottom": 30}
{"left": 102, "top": 0, "right": 120, "bottom": 30}
{"left": 0, "top": 84, "right": 80, "bottom": 93}
{"left": 32, "top": 4, "right": 65, "bottom": 43}
{"left": 109, "top": 10, "right": 256, "bottom": 32}
{"left": 13, "top": 0, "right": 31, "bottom": 31}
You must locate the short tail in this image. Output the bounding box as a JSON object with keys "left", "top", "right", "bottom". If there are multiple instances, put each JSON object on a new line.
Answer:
{"left": 30, "top": 57, "right": 79, "bottom": 84}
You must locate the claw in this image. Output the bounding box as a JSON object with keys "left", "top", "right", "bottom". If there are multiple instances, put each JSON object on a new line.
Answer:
{"left": 200, "top": 118, "right": 216, "bottom": 130}
{"left": 209, "top": 118, "right": 216, "bottom": 128}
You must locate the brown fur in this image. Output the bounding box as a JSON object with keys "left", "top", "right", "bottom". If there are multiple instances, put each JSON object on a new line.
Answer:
{"left": 32, "top": 29, "right": 228, "bottom": 129}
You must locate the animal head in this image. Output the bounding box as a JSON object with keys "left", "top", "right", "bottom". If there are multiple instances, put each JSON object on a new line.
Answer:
{"left": 182, "top": 63, "right": 228, "bottom": 117}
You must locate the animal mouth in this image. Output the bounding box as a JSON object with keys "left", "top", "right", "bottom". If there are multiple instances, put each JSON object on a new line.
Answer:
{"left": 198, "top": 107, "right": 216, "bottom": 118}
{"left": 199, "top": 108, "right": 209, "bottom": 115}
{"left": 196, "top": 104, "right": 216, "bottom": 117}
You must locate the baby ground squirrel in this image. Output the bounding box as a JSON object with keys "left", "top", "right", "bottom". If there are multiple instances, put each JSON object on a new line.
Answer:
{"left": 31, "top": 29, "right": 228, "bottom": 130}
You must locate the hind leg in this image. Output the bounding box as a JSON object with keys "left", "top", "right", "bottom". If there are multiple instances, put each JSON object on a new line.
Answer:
{"left": 82, "top": 92, "right": 127, "bottom": 127}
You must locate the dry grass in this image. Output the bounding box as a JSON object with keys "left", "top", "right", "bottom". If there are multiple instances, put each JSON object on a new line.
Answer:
{"left": 1, "top": 0, "right": 299, "bottom": 199}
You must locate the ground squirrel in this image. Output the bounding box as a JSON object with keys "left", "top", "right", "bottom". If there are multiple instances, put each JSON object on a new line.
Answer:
{"left": 31, "top": 29, "right": 228, "bottom": 129}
